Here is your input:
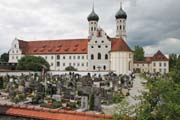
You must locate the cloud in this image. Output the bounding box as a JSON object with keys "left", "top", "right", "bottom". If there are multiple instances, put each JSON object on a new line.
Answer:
{"left": 144, "top": 38, "right": 180, "bottom": 55}
{"left": 0, "top": 0, "right": 180, "bottom": 55}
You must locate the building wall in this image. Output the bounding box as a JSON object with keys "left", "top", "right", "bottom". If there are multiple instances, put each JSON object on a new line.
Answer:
{"left": 151, "top": 61, "right": 169, "bottom": 74}
{"left": 9, "top": 39, "right": 24, "bottom": 63}
{"left": 88, "top": 29, "right": 111, "bottom": 71}
{"left": 133, "top": 63, "right": 150, "bottom": 73}
{"left": 133, "top": 61, "right": 169, "bottom": 74}
{"left": 110, "top": 51, "right": 133, "bottom": 75}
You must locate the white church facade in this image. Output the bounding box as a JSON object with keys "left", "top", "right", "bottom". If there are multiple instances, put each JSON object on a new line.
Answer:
{"left": 8, "top": 4, "right": 134, "bottom": 75}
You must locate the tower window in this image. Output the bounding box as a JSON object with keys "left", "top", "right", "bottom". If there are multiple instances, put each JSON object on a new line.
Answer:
{"left": 91, "top": 54, "right": 94, "bottom": 60}
{"left": 98, "top": 45, "right": 101, "bottom": 48}
{"left": 98, "top": 53, "right": 101, "bottom": 60}
{"left": 91, "top": 27, "right": 93, "bottom": 31}
{"left": 105, "top": 54, "right": 108, "bottom": 60}
{"left": 91, "top": 46, "right": 94, "bottom": 48}
{"left": 101, "top": 41, "right": 104, "bottom": 43}
{"left": 95, "top": 41, "right": 97, "bottom": 43}
{"left": 120, "top": 25, "right": 122, "bottom": 30}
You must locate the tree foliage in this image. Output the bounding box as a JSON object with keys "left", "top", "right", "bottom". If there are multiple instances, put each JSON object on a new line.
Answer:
{"left": 0, "top": 52, "right": 9, "bottom": 62}
{"left": 169, "top": 54, "right": 180, "bottom": 71}
{"left": 65, "top": 66, "right": 77, "bottom": 71}
{"left": 16, "top": 55, "right": 50, "bottom": 71}
{"left": 136, "top": 71, "right": 180, "bottom": 120}
{"left": 133, "top": 46, "right": 145, "bottom": 61}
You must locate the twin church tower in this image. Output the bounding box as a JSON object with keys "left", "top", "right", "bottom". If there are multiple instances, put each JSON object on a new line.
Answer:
{"left": 87, "top": 2, "right": 127, "bottom": 40}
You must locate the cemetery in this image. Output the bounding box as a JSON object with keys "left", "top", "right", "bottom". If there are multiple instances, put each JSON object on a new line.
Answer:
{"left": 0, "top": 71, "right": 135, "bottom": 113}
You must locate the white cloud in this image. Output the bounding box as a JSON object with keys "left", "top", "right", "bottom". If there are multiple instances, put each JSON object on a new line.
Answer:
{"left": 0, "top": 0, "right": 180, "bottom": 54}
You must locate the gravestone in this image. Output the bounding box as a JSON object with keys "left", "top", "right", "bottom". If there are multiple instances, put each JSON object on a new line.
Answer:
{"left": 81, "top": 96, "right": 88, "bottom": 110}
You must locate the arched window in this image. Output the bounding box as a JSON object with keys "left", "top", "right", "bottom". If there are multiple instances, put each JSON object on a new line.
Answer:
{"left": 103, "top": 66, "right": 106, "bottom": 70}
{"left": 57, "top": 55, "right": 60, "bottom": 60}
{"left": 93, "top": 66, "right": 96, "bottom": 70}
{"left": 91, "top": 54, "right": 94, "bottom": 60}
{"left": 98, "top": 53, "right": 101, "bottom": 60}
{"left": 129, "top": 61, "right": 131, "bottom": 71}
{"left": 105, "top": 54, "right": 108, "bottom": 60}
{"left": 120, "top": 25, "right": 122, "bottom": 30}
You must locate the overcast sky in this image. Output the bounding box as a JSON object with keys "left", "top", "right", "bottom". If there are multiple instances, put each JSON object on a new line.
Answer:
{"left": 0, "top": 0, "right": 180, "bottom": 55}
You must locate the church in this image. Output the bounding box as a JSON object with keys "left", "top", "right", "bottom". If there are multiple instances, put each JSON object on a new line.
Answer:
{"left": 8, "top": 4, "right": 134, "bottom": 75}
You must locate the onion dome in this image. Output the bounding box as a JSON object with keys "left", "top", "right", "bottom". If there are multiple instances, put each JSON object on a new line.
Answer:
{"left": 115, "top": 4, "right": 127, "bottom": 19}
{"left": 87, "top": 6, "right": 99, "bottom": 21}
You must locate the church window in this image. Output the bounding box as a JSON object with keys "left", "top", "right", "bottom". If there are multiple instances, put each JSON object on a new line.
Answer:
{"left": 82, "top": 56, "right": 84, "bottom": 59}
{"left": 105, "top": 54, "right": 108, "bottom": 60}
{"left": 98, "top": 53, "right": 101, "bottom": 60}
{"left": 91, "top": 27, "right": 93, "bottom": 31}
{"left": 129, "top": 62, "right": 131, "bottom": 71}
{"left": 91, "top": 54, "right": 94, "bottom": 60}
{"left": 77, "top": 63, "right": 80, "bottom": 66}
{"left": 103, "top": 66, "right": 106, "bottom": 70}
{"left": 57, "top": 55, "right": 60, "bottom": 60}
{"left": 82, "top": 63, "right": 84, "bottom": 66}
{"left": 57, "top": 62, "right": 60, "bottom": 66}
{"left": 93, "top": 66, "right": 96, "bottom": 70}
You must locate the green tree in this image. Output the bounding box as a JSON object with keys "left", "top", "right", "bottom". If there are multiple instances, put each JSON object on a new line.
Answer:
{"left": 65, "top": 66, "right": 77, "bottom": 71}
{"left": 169, "top": 54, "right": 178, "bottom": 71}
{"left": 136, "top": 73, "right": 180, "bottom": 120}
{"left": 133, "top": 46, "right": 145, "bottom": 61}
{"left": 16, "top": 55, "right": 50, "bottom": 71}
{"left": 0, "top": 53, "right": 9, "bottom": 62}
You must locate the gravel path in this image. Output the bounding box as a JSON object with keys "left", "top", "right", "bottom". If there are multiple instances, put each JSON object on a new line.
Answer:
{"left": 102, "top": 74, "right": 146, "bottom": 115}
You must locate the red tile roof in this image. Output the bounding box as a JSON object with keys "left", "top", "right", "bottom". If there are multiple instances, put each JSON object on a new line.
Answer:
{"left": 134, "top": 50, "right": 169, "bottom": 64}
{"left": 18, "top": 38, "right": 132, "bottom": 55}
{"left": 0, "top": 104, "right": 113, "bottom": 120}
{"left": 151, "top": 50, "right": 169, "bottom": 61}
{"left": 19, "top": 39, "right": 89, "bottom": 55}
{"left": 111, "top": 38, "right": 132, "bottom": 52}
